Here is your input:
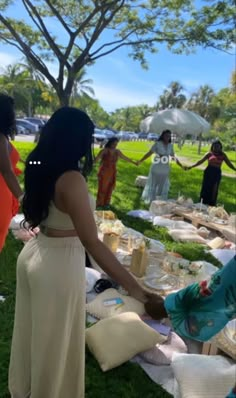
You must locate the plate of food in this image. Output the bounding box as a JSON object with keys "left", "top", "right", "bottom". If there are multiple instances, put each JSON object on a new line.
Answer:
{"left": 95, "top": 210, "right": 117, "bottom": 220}
{"left": 144, "top": 274, "right": 178, "bottom": 291}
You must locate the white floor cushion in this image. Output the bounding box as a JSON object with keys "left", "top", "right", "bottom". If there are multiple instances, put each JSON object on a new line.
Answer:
{"left": 172, "top": 353, "right": 236, "bottom": 398}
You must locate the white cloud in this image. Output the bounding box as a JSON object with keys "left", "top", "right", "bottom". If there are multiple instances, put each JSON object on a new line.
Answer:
{"left": 93, "top": 81, "right": 158, "bottom": 111}
{"left": 0, "top": 51, "right": 18, "bottom": 68}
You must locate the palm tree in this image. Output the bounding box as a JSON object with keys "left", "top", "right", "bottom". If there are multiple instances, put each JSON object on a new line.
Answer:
{"left": 157, "top": 81, "right": 186, "bottom": 110}
{"left": 0, "top": 64, "right": 28, "bottom": 96}
{"left": 0, "top": 63, "right": 34, "bottom": 114}
{"left": 71, "top": 69, "right": 95, "bottom": 106}
{"left": 186, "top": 85, "right": 220, "bottom": 153}
{"left": 19, "top": 58, "right": 48, "bottom": 116}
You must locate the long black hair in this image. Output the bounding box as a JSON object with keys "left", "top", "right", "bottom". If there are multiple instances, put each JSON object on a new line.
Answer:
{"left": 22, "top": 107, "right": 94, "bottom": 228}
{"left": 104, "top": 137, "right": 119, "bottom": 148}
{"left": 158, "top": 130, "right": 172, "bottom": 143}
{"left": 0, "top": 93, "right": 15, "bottom": 138}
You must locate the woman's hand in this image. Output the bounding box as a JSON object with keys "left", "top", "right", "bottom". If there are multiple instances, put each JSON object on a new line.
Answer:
{"left": 144, "top": 293, "right": 168, "bottom": 319}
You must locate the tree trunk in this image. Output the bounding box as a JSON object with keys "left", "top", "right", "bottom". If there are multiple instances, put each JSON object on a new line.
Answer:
{"left": 58, "top": 81, "right": 74, "bottom": 107}
{"left": 28, "top": 98, "right": 32, "bottom": 116}
{"left": 59, "top": 93, "right": 70, "bottom": 107}
{"left": 198, "top": 133, "right": 202, "bottom": 154}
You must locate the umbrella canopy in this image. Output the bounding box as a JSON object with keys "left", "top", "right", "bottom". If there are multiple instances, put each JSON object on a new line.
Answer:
{"left": 140, "top": 109, "right": 211, "bottom": 137}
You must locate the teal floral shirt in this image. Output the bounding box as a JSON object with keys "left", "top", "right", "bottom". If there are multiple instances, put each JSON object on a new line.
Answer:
{"left": 164, "top": 255, "right": 236, "bottom": 342}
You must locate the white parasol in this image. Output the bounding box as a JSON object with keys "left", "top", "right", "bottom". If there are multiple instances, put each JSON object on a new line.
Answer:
{"left": 140, "top": 109, "right": 211, "bottom": 137}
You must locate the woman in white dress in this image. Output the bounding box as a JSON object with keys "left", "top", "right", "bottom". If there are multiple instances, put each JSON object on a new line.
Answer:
{"left": 137, "top": 130, "right": 183, "bottom": 203}
{"left": 9, "top": 107, "right": 153, "bottom": 398}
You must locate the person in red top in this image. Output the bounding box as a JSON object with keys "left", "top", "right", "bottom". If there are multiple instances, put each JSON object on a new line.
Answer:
{"left": 185, "top": 140, "right": 236, "bottom": 206}
{"left": 0, "top": 94, "right": 23, "bottom": 252}
{"left": 95, "top": 137, "right": 137, "bottom": 208}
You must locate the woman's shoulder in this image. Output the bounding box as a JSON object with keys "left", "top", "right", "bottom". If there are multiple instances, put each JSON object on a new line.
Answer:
{"left": 56, "top": 170, "right": 86, "bottom": 191}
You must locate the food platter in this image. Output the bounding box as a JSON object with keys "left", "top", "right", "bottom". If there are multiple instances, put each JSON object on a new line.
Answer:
{"left": 144, "top": 274, "right": 178, "bottom": 291}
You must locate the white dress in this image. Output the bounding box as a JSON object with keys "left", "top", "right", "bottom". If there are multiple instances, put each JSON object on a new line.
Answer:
{"left": 142, "top": 141, "right": 174, "bottom": 203}
{"left": 9, "top": 196, "right": 96, "bottom": 398}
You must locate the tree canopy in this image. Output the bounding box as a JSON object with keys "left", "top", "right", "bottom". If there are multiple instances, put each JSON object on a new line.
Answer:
{"left": 0, "top": 0, "right": 234, "bottom": 105}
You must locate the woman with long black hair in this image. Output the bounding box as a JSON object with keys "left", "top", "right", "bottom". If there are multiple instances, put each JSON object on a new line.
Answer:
{"left": 185, "top": 140, "right": 236, "bottom": 206}
{"left": 9, "top": 107, "right": 151, "bottom": 398}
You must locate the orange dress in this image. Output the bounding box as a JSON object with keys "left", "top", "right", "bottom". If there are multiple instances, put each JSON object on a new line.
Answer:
{"left": 0, "top": 143, "right": 21, "bottom": 251}
{"left": 96, "top": 148, "right": 118, "bottom": 207}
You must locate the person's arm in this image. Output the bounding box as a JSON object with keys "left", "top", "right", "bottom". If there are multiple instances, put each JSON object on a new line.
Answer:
{"left": 55, "top": 171, "right": 150, "bottom": 303}
{"left": 94, "top": 149, "right": 104, "bottom": 163}
{"left": 223, "top": 153, "right": 236, "bottom": 171}
{"left": 174, "top": 156, "right": 184, "bottom": 168}
{"left": 0, "top": 134, "right": 23, "bottom": 199}
{"left": 117, "top": 150, "right": 137, "bottom": 165}
{"left": 186, "top": 153, "right": 209, "bottom": 170}
{"left": 169, "top": 144, "right": 183, "bottom": 168}
{"left": 137, "top": 149, "right": 154, "bottom": 165}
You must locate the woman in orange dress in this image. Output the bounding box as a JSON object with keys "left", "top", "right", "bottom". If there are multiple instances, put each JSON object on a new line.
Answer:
{"left": 95, "top": 137, "right": 137, "bottom": 208}
{"left": 0, "top": 94, "right": 23, "bottom": 252}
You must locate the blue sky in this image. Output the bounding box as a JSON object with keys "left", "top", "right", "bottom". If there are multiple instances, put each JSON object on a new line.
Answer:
{"left": 0, "top": 2, "right": 234, "bottom": 112}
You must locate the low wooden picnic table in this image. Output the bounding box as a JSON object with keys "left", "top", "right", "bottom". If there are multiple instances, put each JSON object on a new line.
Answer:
{"left": 173, "top": 208, "right": 236, "bottom": 241}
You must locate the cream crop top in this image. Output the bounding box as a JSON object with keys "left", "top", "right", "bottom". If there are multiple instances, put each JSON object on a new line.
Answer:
{"left": 40, "top": 195, "right": 96, "bottom": 231}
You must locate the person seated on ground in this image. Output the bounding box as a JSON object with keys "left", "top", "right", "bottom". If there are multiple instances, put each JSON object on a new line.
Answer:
{"left": 145, "top": 255, "right": 236, "bottom": 398}
{"left": 145, "top": 255, "right": 236, "bottom": 341}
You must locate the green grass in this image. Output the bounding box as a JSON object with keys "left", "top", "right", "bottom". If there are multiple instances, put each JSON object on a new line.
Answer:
{"left": 0, "top": 141, "right": 235, "bottom": 397}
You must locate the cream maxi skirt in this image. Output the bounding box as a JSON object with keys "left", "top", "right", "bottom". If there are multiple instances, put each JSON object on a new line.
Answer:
{"left": 9, "top": 233, "right": 86, "bottom": 398}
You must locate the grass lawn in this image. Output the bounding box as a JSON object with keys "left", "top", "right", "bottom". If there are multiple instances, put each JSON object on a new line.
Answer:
{"left": 0, "top": 141, "right": 235, "bottom": 397}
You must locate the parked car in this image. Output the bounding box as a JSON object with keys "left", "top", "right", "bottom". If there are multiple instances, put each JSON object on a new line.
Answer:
{"left": 127, "top": 132, "right": 137, "bottom": 141}
{"left": 24, "top": 117, "right": 45, "bottom": 128}
{"left": 16, "top": 120, "right": 31, "bottom": 134}
{"left": 16, "top": 119, "right": 38, "bottom": 133}
{"left": 103, "top": 129, "right": 116, "bottom": 139}
{"left": 117, "top": 131, "right": 131, "bottom": 141}
{"left": 138, "top": 132, "right": 148, "bottom": 139}
{"left": 93, "top": 128, "right": 107, "bottom": 143}
{"left": 15, "top": 123, "right": 28, "bottom": 135}
{"left": 147, "top": 133, "right": 159, "bottom": 141}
